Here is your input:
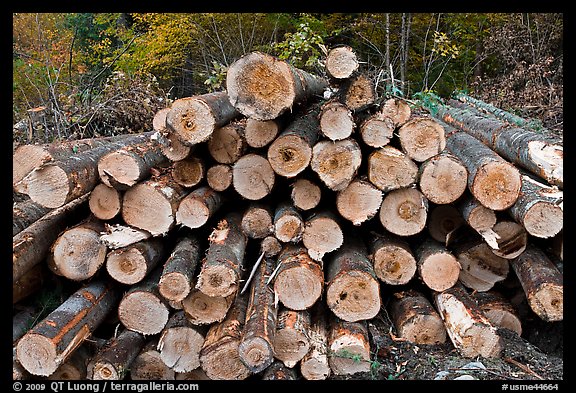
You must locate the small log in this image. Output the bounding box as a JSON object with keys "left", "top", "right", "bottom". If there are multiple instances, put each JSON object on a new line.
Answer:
{"left": 165, "top": 91, "right": 239, "bottom": 146}
{"left": 336, "top": 178, "right": 383, "bottom": 226}
{"left": 261, "top": 236, "right": 283, "bottom": 258}
{"left": 319, "top": 100, "right": 355, "bottom": 141}
{"left": 87, "top": 329, "right": 146, "bottom": 380}
{"left": 207, "top": 119, "right": 247, "bottom": 164}
{"left": 434, "top": 283, "right": 502, "bottom": 358}
{"left": 241, "top": 203, "right": 274, "bottom": 239}
{"left": 379, "top": 97, "right": 411, "bottom": 127}
{"left": 182, "top": 288, "right": 236, "bottom": 325}
{"left": 273, "top": 244, "right": 324, "bottom": 311}
{"left": 48, "top": 218, "right": 107, "bottom": 281}
{"left": 325, "top": 45, "right": 359, "bottom": 80}
{"left": 326, "top": 237, "right": 381, "bottom": 322}
{"left": 176, "top": 186, "right": 223, "bottom": 229}
{"left": 89, "top": 183, "right": 122, "bottom": 220}
{"left": 199, "top": 293, "right": 251, "bottom": 380}
{"left": 367, "top": 146, "right": 419, "bottom": 192}
{"left": 206, "top": 164, "right": 233, "bottom": 192}
{"left": 388, "top": 289, "right": 447, "bottom": 345}
{"left": 290, "top": 178, "right": 321, "bottom": 211}
{"left": 311, "top": 138, "right": 362, "bottom": 191}
{"left": 471, "top": 291, "right": 522, "bottom": 336}
{"left": 47, "top": 345, "right": 90, "bottom": 380}
{"left": 358, "top": 113, "right": 395, "bottom": 148}
{"left": 300, "top": 304, "right": 331, "bottom": 380}
{"left": 196, "top": 213, "right": 247, "bottom": 298}
{"left": 16, "top": 280, "right": 119, "bottom": 376}
{"left": 398, "top": 117, "right": 446, "bottom": 162}
{"left": 369, "top": 232, "right": 417, "bottom": 286}
{"left": 158, "top": 236, "right": 201, "bottom": 303}
{"left": 171, "top": 156, "right": 205, "bottom": 188}
{"left": 415, "top": 238, "right": 461, "bottom": 292}
{"left": 510, "top": 245, "right": 563, "bottom": 322}
{"left": 244, "top": 118, "right": 280, "bottom": 148}
{"left": 13, "top": 264, "right": 46, "bottom": 304}
{"left": 427, "top": 204, "right": 465, "bottom": 244}
{"left": 418, "top": 152, "right": 468, "bottom": 204}
{"left": 273, "top": 202, "right": 304, "bottom": 243}
{"left": 489, "top": 221, "right": 528, "bottom": 260}
{"left": 302, "top": 211, "right": 344, "bottom": 261}
{"left": 232, "top": 153, "right": 275, "bottom": 200}
{"left": 327, "top": 317, "right": 371, "bottom": 376}
{"left": 12, "top": 198, "right": 51, "bottom": 236}
{"left": 226, "top": 51, "right": 328, "bottom": 120}
{"left": 153, "top": 127, "right": 192, "bottom": 163}
{"left": 157, "top": 311, "right": 206, "bottom": 373}
{"left": 262, "top": 360, "right": 298, "bottom": 380}
{"left": 339, "top": 73, "right": 376, "bottom": 112}
{"left": 273, "top": 308, "right": 311, "bottom": 368}
{"left": 13, "top": 307, "right": 37, "bottom": 344}
{"left": 130, "top": 339, "right": 175, "bottom": 380}
{"left": 379, "top": 187, "right": 428, "bottom": 237}
{"left": 99, "top": 223, "right": 151, "bottom": 250}
{"left": 106, "top": 238, "right": 165, "bottom": 285}
{"left": 238, "top": 257, "right": 278, "bottom": 373}
{"left": 457, "top": 194, "right": 498, "bottom": 244}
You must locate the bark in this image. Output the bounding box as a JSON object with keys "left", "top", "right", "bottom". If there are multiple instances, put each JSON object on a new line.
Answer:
{"left": 328, "top": 317, "right": 371, "bottom": 375}
{"left": 398, "top": 117, "right": 446, "bottom": 162}
{"left": 13, "top": 307, "right": 37, "bottom": 344}
{"left": 367, "top": 146, "right": 419, "bottom": 192}
{"left": 273, "top": 308, "right": 311, "bottom": 368}
{"left": 339, "top": 73, "right": 376, "bottom": 112}
{"left": 319, "top": 99, "right": 355, "bottom": 140}
{"left": 245, "top": 118, "right": 280, "bottom": 148}
{"left": 232, "top": 153, "right": 275, "bottom": 200}
{"left": 207, "top": 119, "right": 247, "bottom": 164}
{"left": 176, "top": 186, "right": 223, "bottom": 229}
{"left": 158, "top": 236, "right": 201, "bottom": 303}
{"left": 171, "top": 156, "right": 205, "bottom": 188}
{"left": 13, "top": 198, "right": 52, "bottom": 236}
{"left": 273, "top": 201, "right": 304, "bottom": 243}
{"left": 241, "top": 203, "right": 274, "bottom": 239}
{"left": 290, "top": 178, "right": 321, "bottom": 211}
{"left": 130, "top": 339, "right": 175, "bottom": 380}
{"left": 379, "top": 187, "right": 428, "bottom": 237}
{"left": 106, "top": 238, "right": 165, "bottom": 285}
{"left": 87, "top": 329, "right": 146, "bottom": 380}
{"left": 302, "top": 210, "right": 344, "bottom": 261}
{"left": 336, "top": 178, "right": 383, "bottom": 226}
{"left": 88, "top": 183, "right": 122, "bottom": 220}
{"left": 415, "top": 238, "right": 461, "bottom": 292}
{"left": 325, "top": 45, "right": 359, "bottom": 80}
{"left": 471, "top": 291, "right": 522, "bottom": 336}
{"left": 369, "top": 232, "right": 417, "bottom": 286}
{"left": 427, "top": 204, "right": 465, "bottom": 244}
{"left": 206, "top": 164, "right": 233, "bottom": 192}
{"left": 457, "top": 194, "right": 498, "bottom": 244}
{"left": 311, "top": 138, "right": 362, "bottom": 191}
{"left": 418, "top": 152, "right": 468, "bottom": 204}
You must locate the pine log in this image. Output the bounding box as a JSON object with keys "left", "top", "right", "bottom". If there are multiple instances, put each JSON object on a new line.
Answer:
{"left": 87, "top": 329, "right": 146, "bottom": 380}
{"left": 379, "top": 97, "right": 412, "bottom": 127}
{"left": 171, "top": 156, "right": 205, "bottom": 188}
{"left": 261, "top": 236, "right": 283, "bottom": 258}
{"left": 273, "top": 308, "right": 311, "bottom": 368}
{"left": 206, "top": 164, "right": 233, "bottom": 192}
{"left": 300, "top": 304, "right": 331, "bottom": 380}
{"left": 232, "top": 153, "right": 275, "bottom": 200}
{"left": 325, "top": 45, "right": 359, "bottom": 80}
{"left": 196, "top": 213, "right": 247, "bottom": 297}
{"left": 158, "top": 236, "right": 201, "bottom": 303}
{"left": 130, "top": 339, "right": 175, "bottom": 380}
{"left": 273, "top": 202, "right": 304, "bottom": 243}
{"left": 379, "top": 187, "right": 428, "bottom": 237}
{"left": 89, "top": 183, "right": 122, "bottom": 220}
{"left": 397, "top": 117, "right": 446, "bottom": 162}
{"left": 244, "top": 118, "right": 281, "bottom": 148}
{"left": 489, "top": 221, "right": 528, "bottom": 260}
{"left": 415, "top": 238, "right": 461, "bottom": 292}
{"left": 434, "top": 283, "right": 502, "bottom": 358}
{"left": 273, "top": 244, "right": 324, "bottom": 311}
{"left": 207, "top": 119, "right": 247, "bottom": 164}
{"left": 99, "top": 223, "right": 151, "bottom": 250}
{"left": 369, "top": 232, "right": 417, "bottom": 286}
{"left": 358, "top": 113, "right": 395, "bottom": 148}
{"left": 13, "top": 193, "right": 89, "bottom": 281}
{"left": 13, "top": 264, "right": 45, "bottom": 304}
{"left": 418, "top": 152, "right": 468, "bottom": 204}
{"left": 13, "top": 198, "right": 52, "bottom": 236}
{"left": 326, "top": 237, "right": 381, "bottom": 322}
{"left": 319, "top": 100, "right": 355, "bottom": 140}
{"left": 510, "top": 245, "right": 563, "bottom": 322}
{"left": 238, "top": 257, "right": 278, "bottom": 373}
{"left": 122, "top": 172, "right": 189, "bottom": 236}
{"left": 290, "top": 178, "right": 322, "bottom": 211}
{"left": 427, "top": 204, "right": 465, "bottom": 244}
{"left": 165, "top": 91, "right": 239, "bottom": 146}
{"left": 388, "top": 289, "right": 447, "bottom": 345}
{"left": 176, "top": 186, "right": 223, "bottom": 229}
{"left": 13, "top": 307, "right": 37, "bottom": 344}
{"left": 457, "top": 194, "right": 498, "bottom": 245}
{"left": 471, "top": 291, "right": 522, "bottom": 336}
{"left": 241, "top": 203, "right": 274, "bottom": 239}
{"left": 199, "top": 293, "right": 251, "bottom": 380}
{"left": 302, "top": 211, "right": 344, "bottom": 261}
{"left": 48, "top": 218, "right": 107, "bottom": 281}
{"left": 47, "top": 345, "right": 90, "bottom": 380}
{"left": 327, "top": 317, "right": 371, "bottom": 375}
{"left": 182, "top": 288, "right": 236, "bottom": 325}
{"left": 106, "top": 238, "right": 165, "bottom": 285}
{"left": 262, "top": 360, "right": 298, "bottom": 380}
{"left": 311, "top": 138, "right": 362, "bottom": 191}
{"left": 157, "top": 311, "right": 206, "bottom": 373}
{"left": 336, "top": 178, "right": 383, "bottom": 226}
{"left": 367, "top": 146, "right": 419, "bottom": 192}
{"left": 339, "top": 73, "right": 376, "bottom": 112}
{"left": 16, "top": 280, "right": 119, "bottom": 376}
{"left": 226, "top": 51, "right": 328, "bottom": 120}
{"left": 267, "top": 107, "right": 320, "bottom": 178}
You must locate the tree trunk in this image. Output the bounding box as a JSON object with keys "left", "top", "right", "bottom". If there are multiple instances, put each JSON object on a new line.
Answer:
{"left": 245, "top": 118, "right": 280, "bottom": 148}
{"left": 427, "top": 205, "right": 465, "bottom": 244}
{"left": 339, "top": 73, "right": 376, "bottom": 112}
{"left": 273, "top": 202, "right": 304, "bottom": 243}
{"left": 99, "top": 223, "right": 151, "bottom": 250}
{"left": 302, "top": 211, "right": 344, "bottom": 261}
{"left": 171, "top": 156, "right": 205, "bottom": 188}
{"left": 327, "top": 317, "right": 371, "bottom": 376}
{"left": 379, "top": 187, "right": 428, "bottom": 237}
{"left": 232, "top": 153, "right": 275, "bottom": 200}
{"left": 319, "top": 99, "right": 355, "bottom": 141}
{"left": 398, "top": 117, "right": 446, "bottom": 162}
{"left": 87, "top": 329, "right": 146, "bottom": 380}
{"left": 206, "top": 164, "right": 233, "bottom": 192}
{"left": 176, "top": 186, "right": 223, "bottom": 229}
{"left": 418, "top": 152, "right": 468, "bottom": 204}
{"left": 226, "top": 51, "right": 328, "bottom": 120}
{"left": 12, "top": 198, "right": 52, "bottom": 236}
{"left": 415, "top": 238, "right": 460, "bottom": 292}
{"left": 106, "top": 238, "right": 165, "bottom": 285}
{"left": 290, "top": 178, "right": 322, "bottom": 211}
{"left": 16, "top": 280, "right": 119, "bottom": 376}
{"left": 336, "top": 178, "right": 383, "bottom": 226}
{"left": 158, "top": 236, "right": 201, "bottom": 303}
{"left": 325, "top": 45, "right": 359, "bottom": 80}
{"left": 369, "top": 232, "right": 417, "bottom": 286}
{"left": 157, "top": 311, "right": 206, "bottom": 373}
{"left": 300, "top": 304, "right": 330, "bottom": 380}
{"left": 273, "top": 308, "right": 311, "bottom": 368}
{"left": 489, "top": 221, "right": 528, "bottom": 259}
{"left": 207, "top": 119, "right": 247, "bottom": 164}
{"left": 89, "top": 183, "right": 122, "bottom": 220}
{"left": 241, "top": 203, "right": 274, "bottom": 239}
{"left": 379, "top": 97, "right": 411, "bottom": 127}
{"left": 358, "top": 113, "right": 395, "bottom": 148}
{"left": 262, "top": 360, "right": 298, "bottom": 380}
{"left": 181, "top": 288, "right": 236, "bottom": 325}
{"left": 13, "top": 264, "right": 46, "bottom": 304}
{"left": 311, "top": 138, "right": 362, "bottom": 191}
{"left": 367, "top": 146, "right": 419, "bottom": 192}
{"left": 471, "top": 291, "right": 522, "bottom": 336}
{"left": 130, "top": 339, "right": 175, "bottom": 380}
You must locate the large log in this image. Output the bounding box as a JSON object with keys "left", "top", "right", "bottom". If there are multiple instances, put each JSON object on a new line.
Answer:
{"left": 300, "top": 304, "right": 331, "bottom": 380}
{"left": 175, "top": 186, "right": 223, "bottom": 229}
{"left": 325, "top": 45, "right": 359, "bottom": 80}
{"left": 415, "top": 238, "right": 461, "bottom": 292}
{"left": 130, "top": 339, "right": 175, "bottom": 380}
{"left": 241, "top": 203, "right": 274, "bottom": 240}
{"left": 244, "top": 118, "right": 280, "bottom": 148}
{"left": 418, "top": 152, "right": 468, "bottom": 204}
{"left": 397, "top": 117, "right": 446, "bottom": 162}
{"left": 88, "top": 183, "right": 122, "bottom": 220}
{"left": 232, "top": 153, "right": 275, "bottom": 200}
{"left": 358, "top": 112, "right": 395, "bottom": 148}
{"left": 367, "top": 146, "right": 419, "bottom": 192}
{"left": 290, "top": 178, "right": 322, "bottom": 211}
{"left": 158, "top": 235, "right": 201, "bottom": 303}
{"left": 273, "top": 202, "right": 304, "bottom": 243}
{"left": 302, "top": 211, "right": 344, "bottom": 261}
{"left": 379, "top": 187, "right": 428, "bottom": 237}
{"left": 369, "top": 232, "right": 417, "bottom": 286}
{"left": 12, "top": 198, "right": 52, "bottom": 236}
{"left": 87, "top": 329, "right": 146, "bottom": 380}
{"left": 157, "top": 311, "right": 206, "bottom": 373}
{"left": 327, "top": 317, "right": 371, "bottom": 375}
{"left": 171, "top": 156, "right": 205, "bottom": 188}
{"left": 106, "top": 238, "right": 165, "bottom": 285}
{"left": 273, "top": 308, "right": 311, "bottom": 368}
{"left": 207, "top": 119, "right": 247, "bottom": 164}
{"left": 311, "top": 138, "right": 362, "bottom": 191}
{"left": 319, "top": 100, "right": 355, "bottom": 141}
{"left": 336, "top": 178, "right": 383, "bottom": 226}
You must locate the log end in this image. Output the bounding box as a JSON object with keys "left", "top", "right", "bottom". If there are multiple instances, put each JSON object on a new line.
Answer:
{"left": 200, "top": 342, "right": 252, "bottom": 380}
{"left": 379, "top": 188, "right": 428, "bottom": 237}
{"left": 166, "top": 98, "right": 216, "bottom": 145}
{"left": 420, "top": 253, "right": 461, "bottom": 292}
{"left": 303, "top": 216, "right": 344, "bottom": 261}
{"left": 52, "top": 227, "right": 107, "bottom": 281}
{"left": 122, "top": 182, "right": 175, "bottom": 236}
{"left": 90, "top": 361, "right": 122, "bottom": 380}
{"left": 158, "top": 273, "right": 192, "bottom": 303}
{"left": 238, "top": 336, "right": 275, "bottom": 373}
{"left": 419, "top": 154, "right": 468, "bottom": 204}
{"left": 325, "top": 46, "right": 359, "bottom": 79}
{"left": 268, "top": 135, "right": 313, "bottom": 178}
{"left": 275, "top": 266, "right": 323, "bottom": 310}
{"left": 291, "top": 179, "right": 321, "bottom": 211}
{"left": 245, "top": 118, "right": 280, "bottom": 148}
{"left": 373, "top": 246, "right": 417, "bottom": 286}
{"left": 131, "top": 348, "right": 175, "bottom": 380}
{"left": 89, "top": 184, "right": 122, "bottom": 220}
{"left": 176, "top": 197, "right": 210, "bottom": 229}
{"left": 182, "top": 290, "right": 231, "bottom": 325}
{"left": 273, "top": 329, "right": 310, "bottom": 367}
{"left": 472, "top": 161, "right": 522, "bottom": 211}
{"left": 327, "top": 272, "right": 381, "bottom": 322}
{"left": 16, "top": 333, "right": 58, "bottom": 376}
{"left": 23, "top": 164, "right": 69, "bottom": 209}
{"left": 328, "top": 335, "right": 371, "bottom": 375}
{"left": 158, "top": 327, "right": 204, "bottom": 373}
{"left": 233, "top": 154, "right": 275, "bottom": 200}
{"left": 274, "top": 214, "right": 304, "bottom": 243}
{"left": 360, "top": 116, "right": 394, "bottom": 148}
{"left": 118, "top": 292, "right": 170, "bottom": 335}
{"left": 523, "top": 202, "right": 563, "bottom": 239}
{"left": 337, "top": 180, "right": 383, "bottom": 226}
{"left": 529, "top": 283, "right": 563, "bottom": 322}
{"left": 399, "top": 314, "right": 447, "bottom": 345}
{"left": 98, "top": 151, "right": 141, "bottom": 188}
{"left": 197, "top": 265, "right": 238, "bottom": 298}
{"left": 300, "top": 357, "right": 331, "bottom": 380}
{"left": 398, "top": 118, "right": 446, "bottom": 162}
{"left": 106, "top": 248, "right": 149, "bottom": 285}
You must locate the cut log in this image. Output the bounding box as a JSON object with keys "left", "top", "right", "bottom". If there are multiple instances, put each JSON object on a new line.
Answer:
{"left": 273, "top": 244, "right": 324, "bottom": 311}
{"left": 427, "top": 204, "right": 465, "bottom": 245}
{"left": 510, "top": 245, "right": 563, "bottom": 322}
{"left": 16, "top": 280, "right": 119, "bottom": 376}
{"left": 206, "top": 164, "right": 233, "bottom": 192}
{"left": 267, "top": 108, "right": 320, "bottom": 178}
{"left": 199, "top": 293, "right": 251, "bottom": 380}
{"left": 418, "top": 152, "right": 468, "bottom": 204}
{"left": 290, "top": 178, "right": 322, "bottom": 211}
{"left": 226, "top": 51, "right": 328, "bottom": 120}
{"left": 158, "top": 236, "right": 201, "bottom": 303}
{"left": 48, "top": 218, "right": 107, "bottom": 281}
{"left": 379, "top": 97, "right": 411, "bottom": 127}
{"left": 339, "top": 73, "right": 376, "bottom": 112}
{"left": 311, "top": 138, "right": 362, "bottom": 191}
{"left": 388, "top": 289, "right": 447, "bottom": 345}
{"left": 302, "top": 211, "right": 344, "bottom": 261}
{"left": 106, "top": 238, "right": 165, "bottom": 285}
{"left": 471, "top": 291, "right": 522, "bottom": 336}
{"left": 47, "top": 345, "right": 90, "bottom": 380}
{"left": 325, "top": 45, "right": 359, "bottom": 80}
{"left": 13, "top": 307, "right": 37, "bottom": 344}
{"left": 369, "top": 232, "right": 417, "bottom": 286}
{"left": 358, "top": 113, "right": 395, "bottom": 148}
{"left": 273, "top": 202, "right": 304, "bottom": 243}
{"left": 261, "top": 236, "right": 283, "bottom": 258}
{"left": 89, "top": 183, "right": 122, "bottom": 220}
{"left": 273, "top": 308, "right": 311, "bottom": 368}
{"left": 319, "top": 100, "right": 355, "bottom": 140}
{"left": 13, "top": 264, "right": 45, "bottom": 304}
{"left": 99, "top": 223, "right": 151, "bottom": 250}
{"left": 457, "top": 194, "right": 498, "bottom": 244}
{"left": 152, "top": 108, "right": 192, "bottom": 161}
{"left": 165, "top": 91, "right": 239, "bottom": 146}
{"left": 434, "top": 283, "right": 502, "bottom": 358}
{"left": 207, "top": 119, "right": 247, "bottom": 164}
{"left": 326, "top": 237, "right": 381, "bottom": 322}
{"left": 379, "top": 187, "right": 428, "bottom": 237}
{"left": 415, "top": 238, "right": 461, "bottom": 292}
{"left": 182, "top": 288, "right": 236, "bottom": 325}
{"left": 241, "top": 203, "right": 274, "bottom": 239}
{"left": 87, "top": 329, "right": 146, "bottom": 380}
{"left": 157, "top": 311, "right": 206, "bottom": 373}
{"left": 398, "top": 117, "right": 446, "bottom": 162}
{"left": 262, "top": 360, "right": 298, "bottom": 380}
{"left": 300, "top": 304, "right": 330, "bottom": 380}
{"left": 336, "top": 178, "right": 383, "bottom": 226}
{"left": 122, "top": 173, "right": 189, "bottom": 236}
{"left": 367, "top": 146, "right": 419, "bottom": 192}
{"left": 244, "top": 118, "right": 280, "bottom": 148}
{"left": 232, "top": 153, "right": 275, "bottom": 200}
{"left": 176, "top": 186, "right": 223, "bottom": 229}
{"left": 171, "top": 156, "right": 205, "bottom": 188}
{"left": 13, "top": 193, "right": 89, "bottom": 281}
{"left": 327, "top": 317, "right": 371, "bottom": 375}
{"left": 488, "top": 221, "right": 528, "bottom": 260}
{"left": 238, "top": 257, "right": 278, "bottom": 373}
{"left": 196, "top": 213, "right": 247, "bottom": 297}
{"left": 130, "top": 339, "right": 175, "bottom": 380}
{"left": 13, "top": 198, "right": 51, "bottom": 236}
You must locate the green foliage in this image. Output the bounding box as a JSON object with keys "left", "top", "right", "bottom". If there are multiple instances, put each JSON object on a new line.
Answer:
{"left": 203, "top": 61, "right": 228, "bottom": 92}
{"left": 411, "top": 90, "right": 444, "bottom": 115}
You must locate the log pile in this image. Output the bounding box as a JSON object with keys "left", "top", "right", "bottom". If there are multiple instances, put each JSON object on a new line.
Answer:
{"left": 13, "top": 47, "right": 563, "bottom": 381}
